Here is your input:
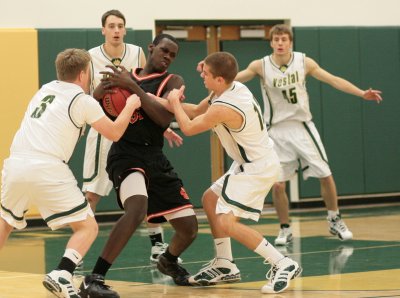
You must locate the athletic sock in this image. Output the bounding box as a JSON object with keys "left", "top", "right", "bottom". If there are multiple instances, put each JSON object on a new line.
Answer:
{"left": 280, "top": 223, "right": 290, "bottom": 229}
{"left": 56, "top": 248, "right": 82, "bottom": 275}
{"left": 92, "top": 257, "right": 112, "bottom": 277}
{"left": 214, "top": 237, "right": 233, "bottom": 261}
{"left": 148, "top": 226, "right": 163, "bottom": 246}
{"left": 163, "top": 247, "right": 178, "bottom": 263}
{"left": 254, "top": 238, "right": 285, "bottom": 265}
{"left": 328, "top": 210, "right": 340, "bottom": 219}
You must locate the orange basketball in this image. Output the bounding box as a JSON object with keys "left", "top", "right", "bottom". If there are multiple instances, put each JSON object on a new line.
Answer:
{"left": 102, "top": 87, "right": 131, "bottom": 117}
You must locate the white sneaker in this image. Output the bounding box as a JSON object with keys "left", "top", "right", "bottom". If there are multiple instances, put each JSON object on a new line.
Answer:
{"left": 150, "top": 242, "right": 182, "bottom": 264}
{"left": 274, "top": 227, "right": 293, "bottom": 246}
{"left": 188, "top": 258, "right": 241, "bottom": 286}
{"left": 43, "top": 270, "right": 80, "bottom": 298}
{"left": 261, "top": 257, "right": 302, "bottom": 294}
{"left": 328, "top": 215, "right": 353, "bottom": 241}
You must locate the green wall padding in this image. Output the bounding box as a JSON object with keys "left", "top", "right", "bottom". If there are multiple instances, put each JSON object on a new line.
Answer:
{"left": 359, "top": 27, "right": 400, "bottom": 193}
{"left": 163, "top": 40, "right": 210, "bottom": 208}
{"left": 319, "top": 27, "right": 364, "bottom": 196}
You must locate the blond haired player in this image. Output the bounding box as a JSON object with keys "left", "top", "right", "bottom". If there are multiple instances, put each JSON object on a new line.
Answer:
{"left": 0, "top": 48, "right": 140, "bottom": 298}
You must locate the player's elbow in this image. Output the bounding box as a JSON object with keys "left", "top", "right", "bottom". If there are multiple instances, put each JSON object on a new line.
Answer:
{"left": 109, "top": 131, "right": 124, "bottom": 142}
{"left": 180, "top": 126, "right": 196, "bottom": 136}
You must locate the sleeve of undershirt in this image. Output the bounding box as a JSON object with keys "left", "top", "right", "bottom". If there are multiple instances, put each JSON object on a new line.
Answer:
{"left": 70, "top": 94, "right": 106, "bottom": 127}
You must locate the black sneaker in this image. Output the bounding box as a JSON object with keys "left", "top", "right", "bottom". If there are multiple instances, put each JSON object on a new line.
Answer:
{"left": 79, "top": 274, "right": 120, "bottom": 298}
{"left": 157, "top": 254, "right": 191, "bottom": 286}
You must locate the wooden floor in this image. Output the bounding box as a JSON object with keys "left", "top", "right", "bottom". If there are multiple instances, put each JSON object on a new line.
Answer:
{"left": 1, "top": 203, "right": 400, "bottom": 298}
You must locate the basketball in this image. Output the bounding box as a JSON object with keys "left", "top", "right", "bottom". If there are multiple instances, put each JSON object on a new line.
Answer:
{"left": 102, "top": 87, "right": 131, "bottom": 117}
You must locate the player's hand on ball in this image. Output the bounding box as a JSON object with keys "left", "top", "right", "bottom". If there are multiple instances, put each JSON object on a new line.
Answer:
{"left": 101, "top": 65, "right": 133, "bottom": 91}
{"left": 126, "top": 94, "right": 141, "bottom": 110}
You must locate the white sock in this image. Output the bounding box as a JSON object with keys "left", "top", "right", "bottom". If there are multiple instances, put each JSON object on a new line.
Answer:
{"left": 214, "top": 237, "right": 233, "bottom": 261}
{"left": 328, "top": 210, "right": 339, "bottom": 219}
{"left": 254, "top": 238, "right": 284, "bottom": 265}
{"left": 64, "top": 248, "right": 82, "bottom": 265}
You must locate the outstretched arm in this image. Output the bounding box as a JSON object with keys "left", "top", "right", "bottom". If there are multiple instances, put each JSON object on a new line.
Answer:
{"left": 235, "top": 59, "right": 263, "bottom": 83}
{"left": 306, "top": 57, "right": 383, "bottom": 103}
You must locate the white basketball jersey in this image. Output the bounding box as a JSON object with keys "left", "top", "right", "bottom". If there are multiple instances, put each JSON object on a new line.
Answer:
{"left": 211, "top": 81, "right": 274, "bottom": 163}
{"left": 10, "top": 81, "right": 104, "bottom": 162}
{"left": 89, "top": 43, "right": 143, "bottom": 93}
{"left": 260, "top": 51, "right": 312, "bottom": 126}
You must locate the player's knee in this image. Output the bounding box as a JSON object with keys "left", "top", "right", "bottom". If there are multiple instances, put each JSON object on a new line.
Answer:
{"left": 172, "top": 216, "right": 198, "bottom": 241}
{"left": 85, "top": 192, "right": 101, "bottom": 211}
{"left": 273, "top": 182, "right": 286, "bottom": 195}
{"left": 124, "top": 195, "right": 147, "bottom": 225}
{"left": 185, "top": 219, "right": 198, "bottom": 241}
{"left": 218, "top": 214, "right": 234, "bottom": 235}
{"left": 86, "top": 216, "right": 99, "bottom": 240}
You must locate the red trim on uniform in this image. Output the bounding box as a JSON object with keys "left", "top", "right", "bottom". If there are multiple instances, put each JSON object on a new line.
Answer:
{"left": 146, "top": 204, "right": 193, "bottom": 222}
{"left": 131, "top": 68, "right": 168, "bottom": 81}
{"left": 156, "top": 74, "right": 174, "bottom": 97}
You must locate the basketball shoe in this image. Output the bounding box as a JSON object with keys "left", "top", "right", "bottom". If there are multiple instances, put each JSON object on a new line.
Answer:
{"left": 157, "top": 254, "right": 191, "bottom": 286}
{"left": 78, "top": 273, "right": 120, "bottom": 298}
{"left": 42, "top": 270, "right": 80, "bottom": 298}
{"left": 274, "top": 227, "right": 293, "bottom": 246}
{"left": 261, "top": 257, "right": 302, "bottom": 294}
{"left": 188, "top": 258, "right": 241, "bottom": 286}
{"left": 328, "top": 214, "right": 353, "bottom": 241}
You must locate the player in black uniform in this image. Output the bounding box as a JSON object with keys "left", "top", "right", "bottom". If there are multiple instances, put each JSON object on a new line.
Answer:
{"left": 79, "top": 34, "right": 198, "bottom": 298}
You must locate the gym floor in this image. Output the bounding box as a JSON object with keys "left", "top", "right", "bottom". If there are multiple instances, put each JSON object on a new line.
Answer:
{"left": 1, "top": 203, "right": 399, "bottom": 298}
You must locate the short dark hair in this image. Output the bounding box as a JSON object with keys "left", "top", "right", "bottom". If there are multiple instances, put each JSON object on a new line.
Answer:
{"left": 204, "top": 52, "right": 238, "bottom": 84}
{"left": 269, "top": 24, "right": 293, "bottom": 41}
{"left": 101, "top": 9, "right": 126, "bottom": 27}
{"left": 152, "top": 33, "right": 179, "bottom": 47}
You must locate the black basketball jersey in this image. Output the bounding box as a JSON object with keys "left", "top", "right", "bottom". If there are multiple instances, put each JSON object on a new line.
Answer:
{"left": 117, "top": 68, "right": 173, "bottom": 149}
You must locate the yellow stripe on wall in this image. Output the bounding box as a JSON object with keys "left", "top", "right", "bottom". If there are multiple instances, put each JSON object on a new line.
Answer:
{"left": 0, "top": 29, "right": 39, "bottom": 217}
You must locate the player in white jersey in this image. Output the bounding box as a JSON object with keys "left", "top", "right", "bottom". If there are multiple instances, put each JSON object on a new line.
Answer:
{"left": 82, "top": 10, "right": 182, "bottom": 263}
{"left": 165, "top": 52, "right": 301, "bottom": 294}
{"left": 236, "top": 24, "right": 382, "bottom": 245}
{"left": 0, "top": 48, "right": 140, "bottom": 298}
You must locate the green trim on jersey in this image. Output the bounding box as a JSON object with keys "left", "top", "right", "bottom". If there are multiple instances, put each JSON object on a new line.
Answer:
{"left": 262, "top": 59, "right": 273, "bottom": 127}
{"left": 221, "top": 175, "right": 261, "bottom": 215}
{"left": 82, "top": 133, "right": 102, "bottom": 182}
{"left": 303, "top": 122, "right": 328, "bottom": 163}
{"left": 44, "top": 200, "right": 88, "bottom": 224}
{"left": 68, "top": 92, "right": 84, "bottom": 129}
{"left": 0, "top": 203, "right": 27, "bottom": 221}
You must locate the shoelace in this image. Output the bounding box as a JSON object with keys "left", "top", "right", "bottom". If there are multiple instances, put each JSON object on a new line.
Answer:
{"left": 266, "top": 265, "right": 278, "bottom": 280}
{"left": 263, "top": 258, "right": 277, "bottom": 280}
{"left": 336, "top": 219, "right": 349, "bottom": 232}
{"left": 200, "top": 258, "right": 217, "bottom": 270}
{"left": 330, "top": 215, "right": 349, "bottom": 233}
